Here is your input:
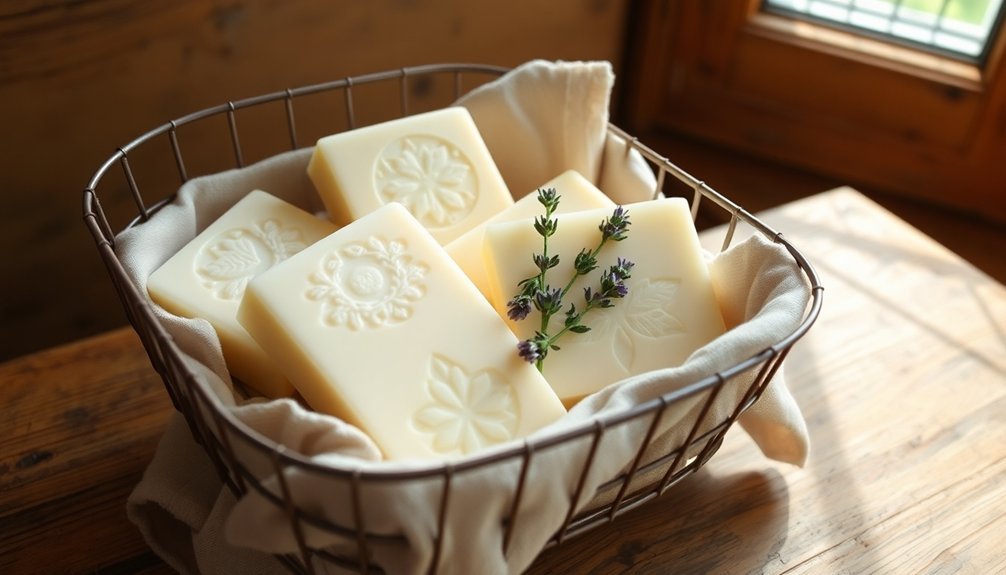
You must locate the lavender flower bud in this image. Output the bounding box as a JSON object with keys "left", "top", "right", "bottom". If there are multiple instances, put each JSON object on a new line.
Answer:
{"left": 612, "top": 281, "right": 629, "bottom": 298}
{"left": 615, "top": 257, "right": 635, "bottom": 279}
{"left": 534, "top": 286, "right": 563, "bottom": 315}
{"left": 517, "top": 339, "right": 542, "bottom": 363}
{"left": 534, "top": 214, "right": 558, "bottom": 238}
{"left": 573, "top": 249, "right": 597, "bottom": 275}
{"left": 537, "top": 187, "right": 559, "bottom": 211}
{"left": 507, "top": 295, "right": 532, "bottom": 321}
{"left": 600, "top": 206, "right": 631, "bottom": 241}
{"left": 599, "top": 269, "right": 616, "bottom": 293}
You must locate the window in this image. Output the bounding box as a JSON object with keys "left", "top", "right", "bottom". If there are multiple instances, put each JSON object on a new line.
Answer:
{"left": 764, "top": 0, "right": 1006, "bottom": 61}
{"left": 622, "top": 0, "right": 1006, "bottom": 222}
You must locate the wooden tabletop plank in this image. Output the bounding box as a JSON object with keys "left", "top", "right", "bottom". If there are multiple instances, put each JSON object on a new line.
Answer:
{"left": 0, "top": 329, "right": 174, "bottom": 573}
{"left": 529, "top": 188, "right": 1006, "bottom": 573}
{"left": 2, "top": 187, "right": 1004, "bottom": 574}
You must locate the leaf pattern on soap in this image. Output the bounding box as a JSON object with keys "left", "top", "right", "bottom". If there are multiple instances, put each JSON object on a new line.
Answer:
{"left": 413, "top": 355, "right": 519, "bottom": 455}
{"left": 257, "top": 219, "right": 308, "bottom": 260}
{"left": 577, "top": 278, "right": 685, "bottom": 372}
{"left": 375, "top": 136, "right": 477, "bottom": 228}
{"left": 195, "top": 219, "right": 308, "bottom": 301}
{"left": 306, "top": 236, "right": 427, "bottom": 330}
{"left": 202, "top": 237, "right": 259, "bottom": 280}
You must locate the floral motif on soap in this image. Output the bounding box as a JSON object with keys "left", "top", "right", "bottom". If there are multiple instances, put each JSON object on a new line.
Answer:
{"left": 413, "top": 355, "right": 519, "bottom": 455}
{"left": 195, "top": 219, "right": 308, "bottom": 301}
{"left": 306, "top": 236, "right": 427, "bottom": 330}
{"left": 576, "top": 278, "right": 685, "bottom": 372}
{"left": 374, "top": 135, "right": 478, "bottom": 228}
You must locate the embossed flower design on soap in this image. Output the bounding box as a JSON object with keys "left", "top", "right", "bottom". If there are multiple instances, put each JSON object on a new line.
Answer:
{"left": 577, "top": 278, "right": 685, "bottom": 371}
{"left": 374, "top": 136, "right": 478, "bottom": 228}
{"left": 306, "top": 237, "right": 427, "bottom": 330}
{"left": 195, "top": 219, "right": 308, "bottom": 300}
{"left": 413, "top": 355, "right": 519, "bottom": 455}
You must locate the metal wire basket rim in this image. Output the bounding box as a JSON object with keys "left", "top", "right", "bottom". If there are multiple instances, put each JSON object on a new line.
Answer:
{"left": 80, "top": 62, "right": 823, "bottom": 482}
{"left": 167, "top": 294, "right": 817, "bottom": 481}
{"left": 84, "top": 63, "right": 509, "bottom": 194}
{"left": 228, "top": 408, "right": 740, "bottom": 545}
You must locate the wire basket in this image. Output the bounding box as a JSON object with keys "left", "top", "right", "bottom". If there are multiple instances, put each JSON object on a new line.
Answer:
{"left": 82, "top": 63, "right": 823, "bottom": 573}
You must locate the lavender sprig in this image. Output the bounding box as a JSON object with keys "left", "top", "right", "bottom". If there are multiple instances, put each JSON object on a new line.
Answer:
{"left": 505, "top": 188, "right": 632, "bottom": 371}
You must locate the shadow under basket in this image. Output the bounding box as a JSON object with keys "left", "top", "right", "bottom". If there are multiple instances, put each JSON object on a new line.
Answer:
{"left": 81, "top": 63, "right": 823, "bottom": 574}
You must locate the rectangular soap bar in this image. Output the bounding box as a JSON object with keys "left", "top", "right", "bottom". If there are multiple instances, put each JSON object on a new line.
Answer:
{"left": 445, "top": 169, "right": 614, "bottom": 303}
{"left": 307, "top": 107, "right": 514, "bottom": 245}
{"left": 484, "top": 198, "right": 727, "bottom": 408}
{"left": 147, "top": 190, "right": 338, "bottom": 398}
{"left": 237, "top": 202, "right": 566, "bottom": 460}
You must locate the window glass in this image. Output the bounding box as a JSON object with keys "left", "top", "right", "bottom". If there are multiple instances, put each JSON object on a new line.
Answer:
{"left": 764, "top": 0, "right": 1005, "bottom": 61}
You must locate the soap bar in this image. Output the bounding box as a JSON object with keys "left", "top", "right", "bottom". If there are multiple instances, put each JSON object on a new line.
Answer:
{"left": 484, "top": 198, "right": 726, "bottom": 407}
{"left": 147, "top": 190, "right": 338, "bottom": 398}
{"left": 445, "top": 169, "right": 614, "bottom": 302}
{"left": 237, "top": 202, "right": 566, "bottom": 460}
{"left": 308, "top": 107, "right": 513, "bottom": 245}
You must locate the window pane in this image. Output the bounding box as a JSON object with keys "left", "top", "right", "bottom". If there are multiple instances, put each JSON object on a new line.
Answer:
{"left": 764, "top": 0, "right": 1006, "bottom": 61}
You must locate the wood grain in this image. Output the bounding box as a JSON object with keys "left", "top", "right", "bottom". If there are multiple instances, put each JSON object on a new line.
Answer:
{"left": 2, "top": 188, "right": 1005, "bottom": 573}
{"left": 0, "top": 329, "right": 173, "bottom": 574}
{"left": 529, "top": 188, "right": 1006, "bottom": 573}
{"left": 0, "top": 0, "right": 629, "bottom": 363}
{"left": 636, "top": 131, "right": 1006, "bottom": 286}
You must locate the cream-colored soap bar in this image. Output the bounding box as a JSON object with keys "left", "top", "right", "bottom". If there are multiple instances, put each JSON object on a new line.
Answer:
{"left": 147, "top": 190, "right": 338, "bottom": 398}
{"left": 484, "top": 198, "right": 726, "bottom": 407}
{"left": 237, "top": 202, "right": 566, "bottom": 460}
{"left": 308, "top": 107, "right": 513, "bottom": 245}
{"left": 446, "top": 169, "right": 614, "bottom": 302}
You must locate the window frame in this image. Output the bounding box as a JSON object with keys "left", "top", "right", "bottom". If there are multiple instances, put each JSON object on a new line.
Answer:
{"left": 760, "top": 0, "right": 1006, "bottom": 66}
{"left": 622, "top": 0, "right": 1006, "bottom": 222}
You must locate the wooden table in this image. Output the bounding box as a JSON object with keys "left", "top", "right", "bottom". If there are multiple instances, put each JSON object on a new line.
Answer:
{"left": 3, "top": 188, "right": 1005, "bottom": 574}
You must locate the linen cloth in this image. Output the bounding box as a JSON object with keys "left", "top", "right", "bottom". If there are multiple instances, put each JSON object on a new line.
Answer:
{"left": 122, "top": 60, "right": 811, "bottom": 574}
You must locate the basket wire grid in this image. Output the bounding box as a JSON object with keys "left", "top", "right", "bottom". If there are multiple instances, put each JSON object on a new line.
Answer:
{"left": 82, "top": 63, "right": 823, "bottom": 574}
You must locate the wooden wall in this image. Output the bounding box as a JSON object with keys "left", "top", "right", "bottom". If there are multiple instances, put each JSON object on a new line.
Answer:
{"left": 0, "top": 0, "right": 629, "bottom": 361}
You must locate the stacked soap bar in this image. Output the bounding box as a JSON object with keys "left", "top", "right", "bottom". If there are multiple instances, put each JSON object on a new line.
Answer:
{"left": 146, "top": 190, "right": 338, "bottom": 398}
{"left": 445, "top": 169, "right": 614, "bottom": 302}
{"left": 237, "top": 203, "right": 566, "bottom": 460}
{"left": 483, "top": 198, "right": 727, "bottom": 408}
{"left": 308, "top": 107, "right": 514, "bottom": 245}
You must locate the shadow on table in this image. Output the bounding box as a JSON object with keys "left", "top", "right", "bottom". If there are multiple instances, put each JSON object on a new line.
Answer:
{"left": 527, "top": 467, "right": 791, "bottom": 574}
